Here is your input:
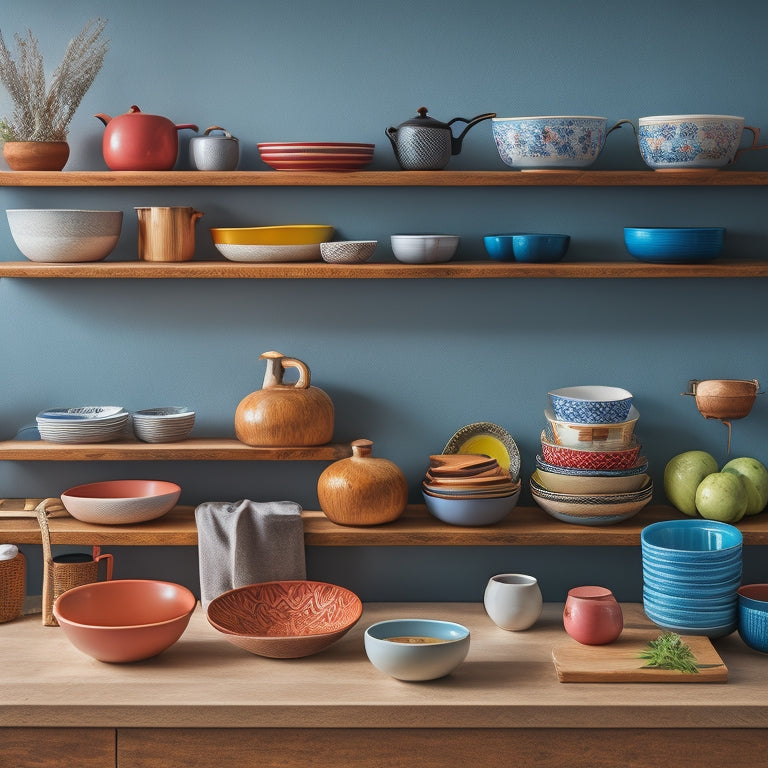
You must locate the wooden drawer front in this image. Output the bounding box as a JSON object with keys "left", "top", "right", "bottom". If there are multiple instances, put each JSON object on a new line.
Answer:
{"left": 117, "top": 727, "right": 766, "bottom": 768}
{"left": 0, "top": 728, "right": 114, "bottom": 768}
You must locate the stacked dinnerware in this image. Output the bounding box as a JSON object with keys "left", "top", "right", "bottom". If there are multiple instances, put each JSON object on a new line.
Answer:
{"left": 257, "top": 142, "right": 375, "bottom": 171}
{"left": 36, "top": 406, "right": 129, "bottom": 443}
{"left": 422, "top": 454, "right": 521, "bottom": 526}
{"left": 641, "top": 519, "right": 742, "bottom": 638}
{"left": 131, "top": 407, "right": 195, "bottom": 443}
{"left": 530, "top": 386, "right": 652, "bottom": 525}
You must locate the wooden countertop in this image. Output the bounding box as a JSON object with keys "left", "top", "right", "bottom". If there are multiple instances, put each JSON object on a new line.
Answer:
{"left": 2, "top": 602, "right": 765, "bottom": 730}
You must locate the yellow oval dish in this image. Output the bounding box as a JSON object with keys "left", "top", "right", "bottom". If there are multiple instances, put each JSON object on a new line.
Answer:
{"left": 210, "top": 225, "right": 334, "bottom": 246}
{"left": 443, "top": 422, "right": 521, "bottom": 481}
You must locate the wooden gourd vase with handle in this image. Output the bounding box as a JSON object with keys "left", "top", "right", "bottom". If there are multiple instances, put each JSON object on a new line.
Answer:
{"left": 235, "top": 351, "right": 334, "bottom": 446}
{"left": 317, "top": 439, "right": 408, "bottom": 526}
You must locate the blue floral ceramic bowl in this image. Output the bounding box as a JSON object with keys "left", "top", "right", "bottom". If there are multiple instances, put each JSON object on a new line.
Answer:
{"left": 636, "top": 114, "right": 760, "bottom": 170}
{"left": 548, "top": 385, "right": 633, "bottom": 424}
{"left": 492, "top": 116, "right": 629, "bottom": 170}
{"left": 624, "top": 227, "right": 725, "bottom": 263}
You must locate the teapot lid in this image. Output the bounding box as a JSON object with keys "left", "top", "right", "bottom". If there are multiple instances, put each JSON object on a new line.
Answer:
{"left": 397, "top": 107, "right": 449, "bottom": 129}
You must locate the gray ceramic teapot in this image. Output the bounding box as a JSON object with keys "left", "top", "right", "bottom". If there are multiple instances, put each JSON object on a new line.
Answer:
{"left": 386, "top": 107, "right": 496, "bottom": 170}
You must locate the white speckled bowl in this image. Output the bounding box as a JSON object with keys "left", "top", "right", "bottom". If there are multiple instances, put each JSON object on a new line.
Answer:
{"left": 6, "top": 209, "right": 123, "bottom": 263}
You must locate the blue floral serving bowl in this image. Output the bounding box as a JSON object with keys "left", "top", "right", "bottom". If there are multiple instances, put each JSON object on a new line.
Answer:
{"left": 491, "top": 116, "right": 629, "bottom": 170}
{"left": 636, "top": 114, "right": 765, "bottom": 170}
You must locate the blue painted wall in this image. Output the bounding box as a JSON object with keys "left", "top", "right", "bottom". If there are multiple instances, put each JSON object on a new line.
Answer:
{"left": 3, "top": 0, "right": 768, "bottom": 602}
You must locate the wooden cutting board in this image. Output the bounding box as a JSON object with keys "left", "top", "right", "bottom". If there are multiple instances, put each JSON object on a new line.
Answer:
{"left": 552, "top": 627, "right": 728, "bottom": 683}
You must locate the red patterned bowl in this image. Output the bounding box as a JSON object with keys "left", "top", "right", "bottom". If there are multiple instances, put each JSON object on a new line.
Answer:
{"left": 540, "top": 430, "right": 641, "bottom": 470}
{"left": 206, "top": 580, "right": 363, "bottom": 658}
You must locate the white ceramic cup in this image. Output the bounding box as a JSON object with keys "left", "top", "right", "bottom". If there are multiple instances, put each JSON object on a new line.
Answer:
{"left": 483, "top": 573, "right": 543, "bottom": 631}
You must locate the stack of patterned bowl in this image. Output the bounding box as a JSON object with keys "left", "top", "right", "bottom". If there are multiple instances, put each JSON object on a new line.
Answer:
{"left": 422, "top": 454, "right": 521, "bottom": 526}
{"left": 641, "top": 519, "right": 742, "bottom": 638}
{"left": 530, "top": 386, "right": 652, "bottom": 525}
{"left": 36, "top": 406, "right": 130, "bottom": 443}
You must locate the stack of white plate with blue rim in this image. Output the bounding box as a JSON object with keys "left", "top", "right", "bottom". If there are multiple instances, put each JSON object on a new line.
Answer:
{"left": 36, "top": 406, "right": 129, "bottom": 443}
{"left": 641, "top": 519, "right": 742, "bottom": 639}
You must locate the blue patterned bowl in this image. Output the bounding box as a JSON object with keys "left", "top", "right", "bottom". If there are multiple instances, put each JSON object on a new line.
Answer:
{"left": 737, "top": 585, "right": 768, "bottom": 653}
{"left": 624, "top": 227, "right": 725, "bottom": 263}
{"left": 548, "top": 385, "right": 633, "bottom": 424}
{"left": 637, "top": 115, "right": 750, "bottom": 170}
{"left": 492, "top": 116, "right": 628, "bottom": 170}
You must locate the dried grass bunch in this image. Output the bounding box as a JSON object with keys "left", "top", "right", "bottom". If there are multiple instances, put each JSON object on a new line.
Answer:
{"left": 0, "top": 18, "right": 108, "bottom": 143}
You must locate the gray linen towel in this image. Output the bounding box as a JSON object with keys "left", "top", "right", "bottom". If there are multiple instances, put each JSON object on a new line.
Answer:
{"left": 195, "top": 499, "right": 306, "bottom": 609}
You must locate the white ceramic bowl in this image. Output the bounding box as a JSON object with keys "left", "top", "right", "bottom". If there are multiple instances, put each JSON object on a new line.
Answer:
{"left": 6, "top": 209, "right": 123, "bottom": 263}
{"left": 390, "top": 234, "right": 459, "bottom": 264}
{"left": 60, "top": 479, "right": 181, "bottom": 524}
{"left": 545, "top": 406, "right": 639, "bottom": 449}
{"left": 320, "top": 240, "right": 378, "bottom": 264}
{"left": 364, "top": 618, "right": 470, "bottom": 680}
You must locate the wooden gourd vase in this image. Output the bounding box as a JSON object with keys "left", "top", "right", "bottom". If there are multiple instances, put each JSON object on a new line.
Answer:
{"left": 235, "top": 351, "right": 334, "bottom": 446}
{"left": 317, "top": 439, "right": 408, "bottom": 526}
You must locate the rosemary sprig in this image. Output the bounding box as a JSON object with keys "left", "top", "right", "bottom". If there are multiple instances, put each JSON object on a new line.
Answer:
{"left": 639, "top": 631, "right": 700, "bottom": 674}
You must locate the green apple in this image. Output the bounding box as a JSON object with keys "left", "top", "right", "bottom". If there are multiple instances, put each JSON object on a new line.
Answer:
{"left": 695, "top": 472, "right": 748, "bottom": 523}
{"left": 722, "top": 457, "right": 768, "bottom": 515}
{"left": 664, "top": 450, "right": 719, "bottom": 516}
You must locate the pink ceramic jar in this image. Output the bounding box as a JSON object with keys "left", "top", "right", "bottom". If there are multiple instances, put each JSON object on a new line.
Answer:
{"left": 563, "top": 586, "right": 623, "bottom": 645}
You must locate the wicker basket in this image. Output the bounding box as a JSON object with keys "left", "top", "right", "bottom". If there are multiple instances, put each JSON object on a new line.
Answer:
{"left": 35, "top": 498, "right": 113, "bottom": 626}
{"left": 0, "top": 552, "right": 26, "bottom": 623}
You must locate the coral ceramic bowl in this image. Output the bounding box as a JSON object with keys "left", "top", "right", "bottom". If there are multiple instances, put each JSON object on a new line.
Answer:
{"left": 60, "top": 479, "right": 181, "bottom": 524}
{"left": 737, "top": 584, "right": 768, "bottom": 653}
{"left": 206, "top": 580, "right": 363, "bottom": 658}
{"left": 422, "top": 484, "right": 521, "bottom": 526}
{"left": 548, "top": 385, "right": 633, "bottom": 424}
{"left": 52, "top": 579, "right": 196, "bottom": 662}
{"left": 624, "top": 227, "right": 725, "bottom": 263}
{"left": 491, "top": 116, "right": 627, "bottom": 169}
{"left": 6, "top": 209, "right": 123, "bottom": 263}
{"left": 636, "top": 115, "right": 752, "bottom": 170}
{"left": 390, "top": 234, "right": 459, "bottom": 264}
{"left": 540, "top": 431, "right": 641, "bottom": 470}
{"left": 364, "top": 618, "right": 470, "bottom": 680}
{"left": 320, "top": 240, "right": 378, "bottom": 264}
{"left": 484, "top": 233, "right": 570, "bottom": 263}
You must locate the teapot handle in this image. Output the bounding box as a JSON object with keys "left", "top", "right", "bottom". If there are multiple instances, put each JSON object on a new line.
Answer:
{"left": 281, "top": 357, "right": 311, "bottom": 389}
{"left": 448, "top": 112, "right": 497, "bottom": 141}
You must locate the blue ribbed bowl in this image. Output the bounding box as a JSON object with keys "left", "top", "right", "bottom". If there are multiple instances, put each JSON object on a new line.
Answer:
{"left": 641, "top": 519, "right": 743, "bottom": 562}
{"left": 737, "top": 585, "right": 768, "bottom": 653}
{"left": 624, "top": 227, "right": 725, "bottom": 263}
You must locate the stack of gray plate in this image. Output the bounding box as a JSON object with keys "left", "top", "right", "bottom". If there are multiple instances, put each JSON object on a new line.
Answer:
{"left": 131, "top": 407, "right": 195, "bottom": 443}
{"left": 36, "top": 406, "right": 129, "bottom": 443}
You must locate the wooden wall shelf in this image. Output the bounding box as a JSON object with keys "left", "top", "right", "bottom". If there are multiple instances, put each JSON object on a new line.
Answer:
{"left": 2, "top": 169, "right": 768, "bottom": 187}
{"left": 1, "top": 260, "right": 767, "bottom": 279}
{"left": 3, "top": 502, "right": 768, "bottom": 547}
{"left": 0, "top": 439, "right": 351, "bottom": 461}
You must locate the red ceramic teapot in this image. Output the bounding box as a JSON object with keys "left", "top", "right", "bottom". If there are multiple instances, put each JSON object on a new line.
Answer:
{"left": 95, "top": 105, "right": 198, "bottom": 171}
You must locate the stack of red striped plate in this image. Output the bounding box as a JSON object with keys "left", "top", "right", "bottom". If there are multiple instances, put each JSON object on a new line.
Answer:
{"left": 257, "top": 142, "right": 375, "bottom": 171}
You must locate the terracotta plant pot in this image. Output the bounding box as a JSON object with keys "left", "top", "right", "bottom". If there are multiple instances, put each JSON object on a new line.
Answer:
{"left": 317, "top": 439, "right": 408, "bottom": 526}
{"left": 3, "top": 141, "right": 70, "bottom": 171}
{"left": 235, "top": 351, "right": 334, "bottom": 446}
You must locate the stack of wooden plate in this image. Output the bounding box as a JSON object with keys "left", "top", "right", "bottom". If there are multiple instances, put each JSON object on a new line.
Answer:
{"left": 423, "top": 454, "right": 520, "bottom": 500}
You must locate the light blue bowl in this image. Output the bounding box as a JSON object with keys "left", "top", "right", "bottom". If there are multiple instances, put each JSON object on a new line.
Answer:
{"left": 643, "top": 573, "right": 743, "bottom": 600}
{"left": 624, "top": 227, "right": 725, "bottom": 264}
{"left": 643, "top": 606, "right": 737, "bottom": 639}
{"left": 641, "top": 553, "right": 743, "bottom": 579}
{"left": 737, "top": 585, "right": 768, "bottom": 653}
{"left": 643, "top": 582, "right": 739, "bottom": 607}
{"left": 548, "top": 385, "right": 633, "bottom": 424}
{"left": 422, "top": 487, "right": 520, "bottom": 527}
{"left": 364, "top": 618, "right": 470, "bottom": 681}
{"left": 641, "top": 519, "right": 743, "bottom": 561}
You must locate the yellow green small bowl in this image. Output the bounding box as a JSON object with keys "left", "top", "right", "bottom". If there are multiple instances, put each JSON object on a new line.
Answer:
{"left": 210, "top": 225, "right": 334, "bottom": 246}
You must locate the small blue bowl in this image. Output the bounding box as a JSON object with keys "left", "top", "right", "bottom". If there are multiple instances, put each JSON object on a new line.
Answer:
{"left": 624, "top": 227, "right": 725, "bottom": 263}
{"left": 422, "top": 487, "right": 520, "bottom": 527}
{"left": 484, "top": 233, "right": 570, "bottom": 263}
{"left": 641, "top": 519, "right": 743, "bottom": 561}
{"left": 737, "top": 584, "right": 768, "bottom": 653}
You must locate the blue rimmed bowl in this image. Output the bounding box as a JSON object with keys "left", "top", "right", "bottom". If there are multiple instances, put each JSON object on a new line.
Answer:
{"left": 364, "top": 618, "right": 470, "bottom": 680}
{"left": 548, "top": 386, "right": 633, "bottom": 424}
{"left": 624, "top": 227, "right": 725, "bottom": 263}
{"left": 738, "top": 584, "right": 768, "bottom": 653}
{"left": 641, "top": 519, "right": 743, "bottom": 562}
